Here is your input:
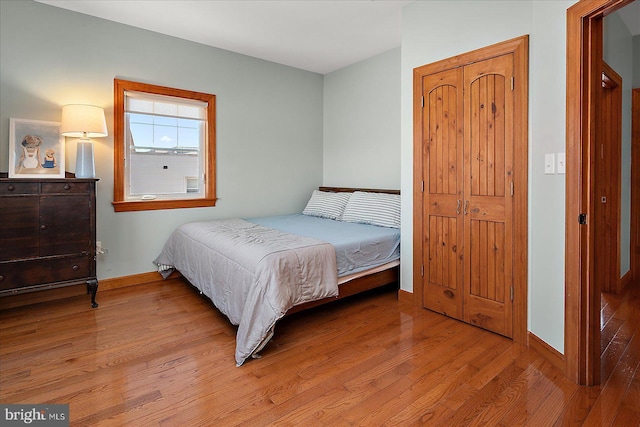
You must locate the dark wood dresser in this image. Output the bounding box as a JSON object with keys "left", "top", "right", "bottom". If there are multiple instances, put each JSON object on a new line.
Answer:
{"left": 0, "top": 176, "right": 99, "bottom": 308}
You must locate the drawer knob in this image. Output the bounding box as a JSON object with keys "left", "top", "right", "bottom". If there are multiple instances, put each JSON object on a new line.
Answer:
{"left": 0, "top": 275, "right": 4, "bottom": 282}
{"left": 72, "top": 265, "right": 79, "bottom": 271}
{"left": 40, "top": 224, "right": 47, "bottom": 231}
{"left": 7, "top": 185, "right": 15, "bottom": 191}
{"left": 64, "top": 184, "right": 71, "bottom": 190}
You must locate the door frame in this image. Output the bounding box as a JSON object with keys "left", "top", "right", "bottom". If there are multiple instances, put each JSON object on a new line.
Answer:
{"left": 564, "top": 0, "right": 633, "bottom": 386}
{"left": 633, "top": 89, "right": 640, "bottom": 283}
{"left": 413, "top": 35, "right": 529, "bottom": 345}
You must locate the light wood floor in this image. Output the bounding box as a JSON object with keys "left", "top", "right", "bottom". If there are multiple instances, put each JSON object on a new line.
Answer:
{"left": 1, "top": 278, "right": 639, "bottom": 426}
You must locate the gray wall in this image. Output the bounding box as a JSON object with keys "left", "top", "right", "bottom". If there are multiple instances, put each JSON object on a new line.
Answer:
{"left": 604, "top": 11, "right": 634, "bottom": 278}
{"left": 0, "top": 0, "right": 324, "bottom": 279}
{"left": 323, "top": 48, "right": 401, "bottom": 189}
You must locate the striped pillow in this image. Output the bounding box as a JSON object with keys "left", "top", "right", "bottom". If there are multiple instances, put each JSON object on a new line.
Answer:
{"left": 341, "top": 191, "right": 401, "bottom": 228}
{"left": 302, "top": 190, "right": 351, "bottom": 220}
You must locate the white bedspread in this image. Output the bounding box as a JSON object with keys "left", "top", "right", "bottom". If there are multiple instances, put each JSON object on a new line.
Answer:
{"left": 154, "top": 218, "right": 338, "bottom": 366}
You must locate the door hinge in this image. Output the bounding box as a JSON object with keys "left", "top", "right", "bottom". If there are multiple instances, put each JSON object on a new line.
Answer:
{"left": 421, "top": 180, "right": 424, "bottom": 192}
{"left": 421, "top": 265, "right": 424, "bottom": 277}
{"left": 510, "top": 181, "right": 514, "bottom": 197}
{"left": 511, "top": 77, "right": 514, "bottom": 91}
{"left": 579, "top": 213, "right": 587, "bottom": 225}
{"left": 510, "top": 286, "right": 514, "bottom": 301}
{"left": 422, "top": 96, "right": 424, "bottom": 107}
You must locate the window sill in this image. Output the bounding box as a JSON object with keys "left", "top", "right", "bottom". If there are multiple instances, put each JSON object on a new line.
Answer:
{"left": 112, "top": 198, "right": 217, "bottom": 212}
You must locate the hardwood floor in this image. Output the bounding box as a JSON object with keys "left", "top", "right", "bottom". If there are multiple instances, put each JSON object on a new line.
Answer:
{"left": 1, "top": 278, "right": 639, "bottom": 426}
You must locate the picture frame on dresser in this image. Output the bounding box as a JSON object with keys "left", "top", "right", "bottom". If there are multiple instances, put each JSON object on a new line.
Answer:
{"left": 9, "top": 118, "right": 65, "bottom": 179}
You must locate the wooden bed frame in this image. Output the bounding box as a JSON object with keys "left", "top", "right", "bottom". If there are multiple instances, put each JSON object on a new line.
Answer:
{"left": 286, "top": 186, "right": 400, "bottom": 315}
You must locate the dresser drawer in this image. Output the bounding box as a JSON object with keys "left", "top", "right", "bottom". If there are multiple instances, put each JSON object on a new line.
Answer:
{"left": 41, "top": 182, "right": 91, "bottom": 194}
{"left": 0, "top": 182, "right": 39, "bottom": 195}
{"left": 0, "top": 256, "right": 92, "bottom": 292}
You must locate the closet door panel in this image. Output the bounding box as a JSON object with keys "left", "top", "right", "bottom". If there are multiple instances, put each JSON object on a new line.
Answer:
{"left": 463, "top": 53, "right": 514, "bottom": 338}
{"left": 421, "top": 67, "right": 464, "bottom": 319}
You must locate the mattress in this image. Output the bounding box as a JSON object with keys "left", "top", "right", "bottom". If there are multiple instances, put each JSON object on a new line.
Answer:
{"left": 248, "top": 214, "right": 400, "bottom": 277}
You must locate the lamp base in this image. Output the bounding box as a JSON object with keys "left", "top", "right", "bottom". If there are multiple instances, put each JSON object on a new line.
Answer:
{"left": 75, "top": 140, "right": 95, "bottom": 179}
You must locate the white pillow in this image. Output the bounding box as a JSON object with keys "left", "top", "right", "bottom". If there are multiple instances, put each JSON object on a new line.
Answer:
{"left": 341, "top": 191, "right": 401, "bottom": 228}
{"left": 302, "top": 190, "right": 351, "bottom": 220}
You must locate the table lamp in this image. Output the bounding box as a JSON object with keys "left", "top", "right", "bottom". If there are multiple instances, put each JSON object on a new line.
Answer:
{"left": 61, "top": 104, "right": 108, "bottom": 178}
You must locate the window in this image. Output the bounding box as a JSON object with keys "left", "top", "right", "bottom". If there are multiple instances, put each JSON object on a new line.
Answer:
{"left": 113, "top": 79, "right": 216, "bottom": 212}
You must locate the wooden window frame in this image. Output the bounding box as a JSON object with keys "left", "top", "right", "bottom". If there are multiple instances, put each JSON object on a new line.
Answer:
{"left": 112, "top": 79, "right": 216, "bottom": 212}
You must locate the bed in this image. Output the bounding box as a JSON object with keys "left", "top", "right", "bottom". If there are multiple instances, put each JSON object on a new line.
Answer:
{"left": 154, "top": 187, "right": 400, "bottom": 366}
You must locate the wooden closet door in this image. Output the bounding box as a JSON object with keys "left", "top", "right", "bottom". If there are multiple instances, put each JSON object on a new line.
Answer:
{"left": 421, "top": 67, "right": 465, "bottom": 319}
{"left": 462, "top": 53, "right": 514, "bottom": 338}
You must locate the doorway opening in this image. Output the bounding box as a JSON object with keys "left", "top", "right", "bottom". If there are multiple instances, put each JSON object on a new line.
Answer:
{"left": 565, "top": 0, "right": 635, "bottom": 386}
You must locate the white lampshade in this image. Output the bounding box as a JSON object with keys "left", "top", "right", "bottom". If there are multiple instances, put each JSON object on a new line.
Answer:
{"left": 61, "top": 104, "right": 107, "bottom": 179}
{"left": 60, "top": 104, "right": 108, "bottom": 137}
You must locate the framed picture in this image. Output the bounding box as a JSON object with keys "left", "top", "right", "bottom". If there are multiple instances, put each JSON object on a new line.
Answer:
{"left": 9, "top": 118, "right": 65, "bottom": 178}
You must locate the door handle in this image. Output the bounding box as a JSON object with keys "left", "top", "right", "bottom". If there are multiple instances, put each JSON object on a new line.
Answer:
{"left": 456, "top": 199, "right": 461, "bottom": 214}
{"left": 464, "top": 200, "right": 469, "bottom": 215}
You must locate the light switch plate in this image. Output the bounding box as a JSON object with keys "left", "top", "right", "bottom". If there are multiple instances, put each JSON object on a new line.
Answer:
{"left": 557, "top": 152, "right": 566, "bottom": 174}
{"left": 545, "top": 153, "right": 555, "bottom": 174}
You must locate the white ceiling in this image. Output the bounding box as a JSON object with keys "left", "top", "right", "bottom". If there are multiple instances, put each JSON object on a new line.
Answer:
{"left": 32, "top": 0, "right": 640, "bottom": 75}
{"left": 617, "top": 1, "right": 640, "bottom": 36}
{"left": 36, "top": 0, "right": 412, "bottom": 75}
